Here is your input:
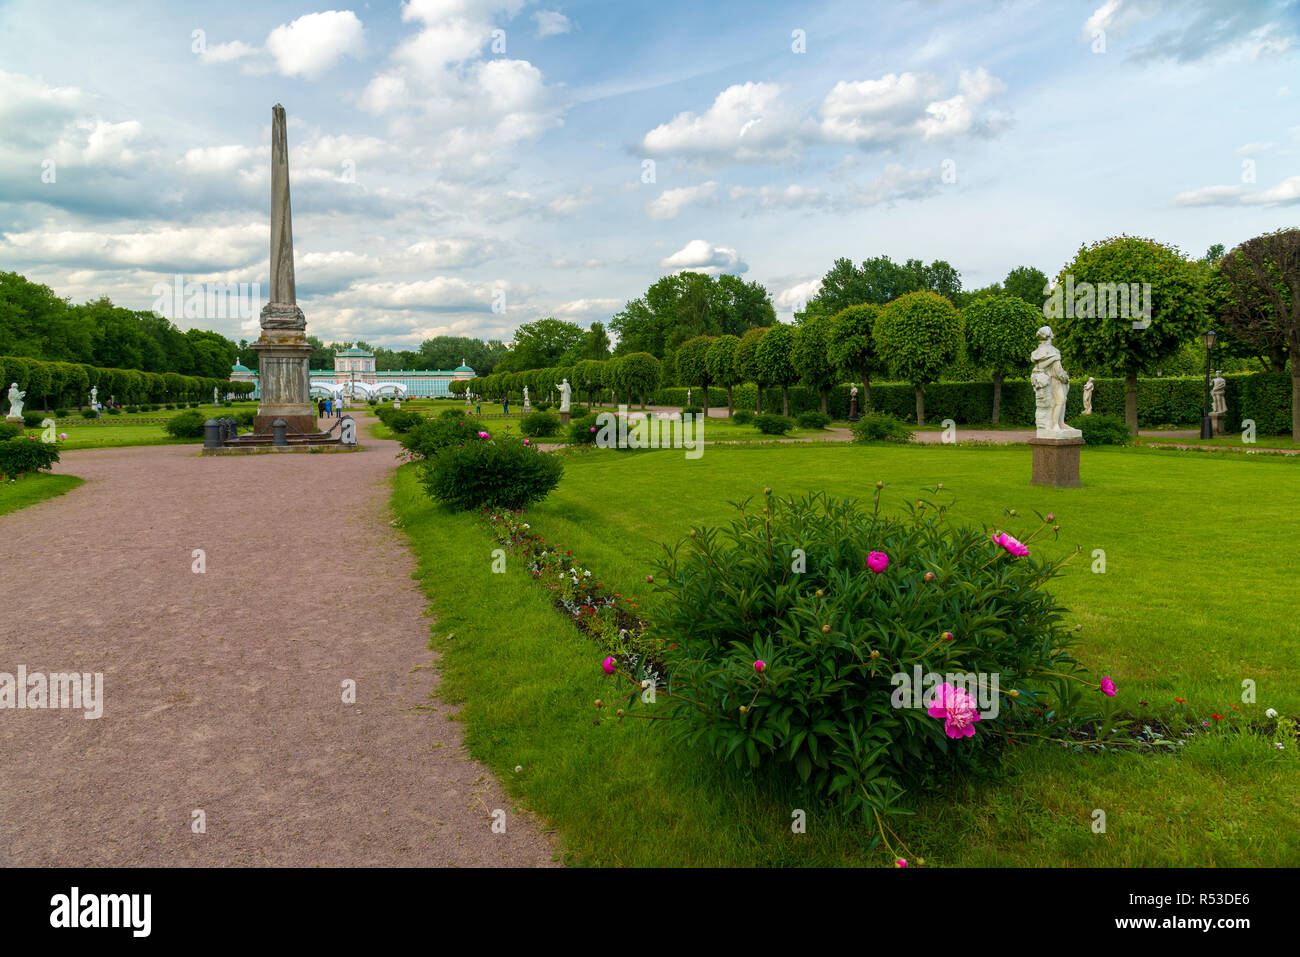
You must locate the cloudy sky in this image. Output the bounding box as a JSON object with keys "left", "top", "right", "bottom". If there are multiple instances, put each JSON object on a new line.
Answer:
{"left": 1, "top": 0, "right": 1297, "bottom": 348}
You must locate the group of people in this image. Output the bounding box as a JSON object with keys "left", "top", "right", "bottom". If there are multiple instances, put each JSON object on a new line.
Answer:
{"left": 316, "top": 396, "right": 346, "bottom": 418}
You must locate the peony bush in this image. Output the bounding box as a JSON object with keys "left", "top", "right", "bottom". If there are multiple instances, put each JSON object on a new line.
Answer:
{"left": 636, "top": 486, "right": 1095, "bottom": 817}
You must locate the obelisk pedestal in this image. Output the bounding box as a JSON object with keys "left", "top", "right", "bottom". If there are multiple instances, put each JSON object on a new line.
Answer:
{"left": 252, "top": 103, "right": 317, "bottom": 436}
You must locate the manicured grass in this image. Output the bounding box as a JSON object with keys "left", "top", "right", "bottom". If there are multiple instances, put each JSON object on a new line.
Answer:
{"left": 0, "top": 472, "right": 83, "bottom": 515}
{"left": 56, "top": 424, "right": 198, "bottom": 450}
{"left": 393, "top": 441, "right": 1300, "bottom": 866}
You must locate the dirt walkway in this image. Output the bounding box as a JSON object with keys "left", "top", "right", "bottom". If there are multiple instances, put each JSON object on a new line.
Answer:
{"left": 0, "top": 418, "right": 555, "bottom": 867}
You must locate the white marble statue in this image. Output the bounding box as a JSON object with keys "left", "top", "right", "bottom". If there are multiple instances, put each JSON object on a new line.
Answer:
{"left": 559, "top": 378, "right": 572, "bottom": 413}
{"left": 523, "top": 385, "right": 531, "bottom": 407}
{"left": 851, "top": 382, "right": 859, "bottom": 399}
{"left": 1211, "top": 371, "right": 1227, "bottom": 415}
{"left": 1082, "top": 377, "right": 1095, "bottom": 415}
{"left": 90, "top": 386, "right": 98, "bottom": 408}
{"left": 6, "top": 382, "right": 25, "bottom": 419}
{"left": 1030, "top": 326, "right": 1080, "bottom": 438}
{"left": 213, "top": 386, "right": 219, "bottom": 405}
{"left": 686, "top": 387, "right": 692, "bottom": 407}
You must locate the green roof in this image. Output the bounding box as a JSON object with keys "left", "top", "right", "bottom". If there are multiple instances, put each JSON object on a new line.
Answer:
{"left": 336, "top": 347, "right": 373, "bottom": 357}
{"left": 231, "top": 362, "right": 252, "bottom": 374}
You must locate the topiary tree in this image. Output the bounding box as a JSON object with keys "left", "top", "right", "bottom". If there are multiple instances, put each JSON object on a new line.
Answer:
{"left": 575, "top": 358, "right": 606, "bottom": 409}
{"left": 736, "top": 326, "right": 768, "bottom": 412}
{"left": 674, "top": 335, "right": 715, "bottom": 414}
{"left": 961, "top": 294, "right": 1041, "bottom": 424}
{"left": 1213, "top": 228, "right": 1300, "bottom": 437}
{"left": 792, "top": 314, "right": 836, "bottom": 415}
{"left": 826, "top": 304, "right": 883, "bottom": 412}
{"left": 601, "top": 356, "right": 622, "bottom": 407}
{"left": 616, "top": 352, "right": 662, "bottom": 408}
{"left": 705, "top": 334, "right": 742, "bottom": 415}
{"left": 873, "top": 291, "right": 963, "bottom": 426}
{"left": 756, "top": 324, "right": 799, "bottom": 417}
{"left": 1053, "top": 236, "right": 1205, "bottom": 434}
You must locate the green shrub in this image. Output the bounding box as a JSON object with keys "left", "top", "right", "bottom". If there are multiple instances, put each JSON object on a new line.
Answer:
{"left": 519, "top": 410, "right": 561, "bottom": 437}
{"left": 568, "top": 413, "right": 600, "bottom": 444}
{"left": 22, "top": 412, "right": 44, "bottom": 428}
{"left": 385, "top": 410, "right": 425, "bottom": 433}
{"left": 163, "top": 410, "right": 208, "bottom": 439}
{"left": 440, "top": 408, "right": 467, "bottom": 420}
{"left": 107, "top": 408, "right": 121, "bottom": 415}
{"left": 851, "top": 412, "right": 914, "bottom": 444}
{"left": 420, "top": 435, "right": 563, "bottom": 510}
{"left": 796, "top": 410, "right": 832, "bottom": 430}
{"left": 1077, "top": 413, "right": 1131, "bottom": 446}
{"left": 222, "top": 400, "right": 232, "bottom": 407}
{"left": 732, "top": 410, "right": 754, "bottom": 426}
{"left": 235, "top": 409, "right": 257, "bottom": 427}
{"left": 400, "top": 417, "right": 482, "bottom": 459}
{"left": 54, "top": 407, "right": 69, "bottom": 418}
{"left": 124, "top": 406, "right": 137, "bottom": 414}
{"left": 534, "top": 401, "right": 552, "bottom": 412}
{"left": 682, "top": 405, "right": 703, "bottom": 415}
{"left": 0, "top": 435, "right": 60, "bottom": 477}
{"left": 646, "top": 489, "right": 1085, "bottom": 817}
{"left": 367, "top": 399, "right": 377, "bottom": 406}
{"left": 0, "top": 422, "right": 22, "bottom": 441}
{"left": 753, "top": 413, "right": 794, "bottom": 435}
{"left": 80, "top": 408, "right": 98, "bottom": 419}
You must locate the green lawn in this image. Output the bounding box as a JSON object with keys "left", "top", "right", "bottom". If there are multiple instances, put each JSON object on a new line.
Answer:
{"left": 0, "top": 472, "right": 83, "bottom": 515}
{"left": 392, "top": 441, "right": 1300, "bottom": 866}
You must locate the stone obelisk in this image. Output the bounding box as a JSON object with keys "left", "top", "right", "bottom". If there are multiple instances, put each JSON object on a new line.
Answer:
{"left": 252, "top": 104, "right": 317, "bottom": 435}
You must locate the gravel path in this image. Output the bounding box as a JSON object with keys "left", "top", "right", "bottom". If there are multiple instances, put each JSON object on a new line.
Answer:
{"left": 0, "top": 419, "right": 555, "bottom": 867}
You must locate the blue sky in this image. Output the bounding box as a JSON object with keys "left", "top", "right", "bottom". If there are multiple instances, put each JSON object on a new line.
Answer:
{"left": 1, "top": 0, "right": 1297, "bottom": 348}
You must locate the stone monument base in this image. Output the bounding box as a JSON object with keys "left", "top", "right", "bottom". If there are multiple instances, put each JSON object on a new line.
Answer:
{"left": 559, "top": 411, "right": 571, "bottom": 426}
{"left": 1210, "top": 412, "right": 1226, "bottom": 436}
{"left": 253, "top": 413, "right": 318, "bottom": 435}
{"left": 1030, "top": 436, "right": 1084, "bottom": 487}
{"left": 4, "top": 417, "right": 23, "bottom": 427}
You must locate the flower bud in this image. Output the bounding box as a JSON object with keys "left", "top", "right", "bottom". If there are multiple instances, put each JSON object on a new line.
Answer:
{"left": 616, "top": 708, "right": 625, "bottom": 717}
{"left": 739, "top": 705, "right": 749, "bottom": 714}
{"left": 869, "top": 649, "right": 880, "bottom": 660}
{"left": 943, "top": 631, "right": 954, "bottom": 641}
{"left": 924, "top": 572, "right": 935, "bottom": 582}
{"left": 821, "top": 625, "right": 831, "bottom": 634}
{"left": 875, "top": 480, "right": 883, "bottom": 489}
{"left": 815, "top": 589, "right": 824, "bottom": 598}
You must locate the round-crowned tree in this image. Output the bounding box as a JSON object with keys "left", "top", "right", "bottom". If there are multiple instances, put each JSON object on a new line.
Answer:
{"left": 756, "top": 324, "right": 799, "bottom": 417}
{"left": 674, "top": 335, "right": 715, "bottom": 414}
{"left": 736, "top": 326, "right": 769, "bottom": 412}
{"left": 616, "top": 352, "right": 662, "bottom": 408}
{"left": 962, "top": 294, "right": 1041, "bottom": 424}
{"left": 827, "top": 303, "right": 884, "bottom": 412}
{"left": 1053, "top": 236, "right": 1204, "bottom": 433}
{"left": 792, "top": 314, "right": 836, "bottom": 415}
{"left": 575, "top": 358, "right": 606, "bottom": 409}
{"left": 873, "top": 291, "right": 963, "bottom": 426}
{"left": 601, "top": 356, "right": 623, "bottom": 407}
{"left": 705, "top": 334, "right": 742, "bottom": 415}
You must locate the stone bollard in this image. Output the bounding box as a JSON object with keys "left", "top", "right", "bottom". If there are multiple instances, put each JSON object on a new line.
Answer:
{"left": 272, "top": 418, "right": 287, "bottom": 447}
{"left": 204, "top": 418, "right": 223, "bottom": 449}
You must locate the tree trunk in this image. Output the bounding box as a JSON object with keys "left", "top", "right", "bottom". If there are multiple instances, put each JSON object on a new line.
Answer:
{"left": 915, "top": 384, "right": 925, "bottom": 427}
{"left": 1125, "top": 372, "right": 1138, "bottom": 435}
{"left": 702, "top": 380, "right": 710, "bottom": 415}
{"left": 863, "top": 375, "right": 871, "bottom": 412}
{"left": 639, "top": 390, "right": 646, "bottom": 409}
{"left": 756, "top": 386, "right": 763, "bottom": 414}
{"left": 992, "top": 371, "right": 1003, "bottom": 425}
{"left": 726, "top": 385, "right": 734, "bottom": 416}
{"left": 781, "top": 387, "right": 789, "bottom": 417}
{"left": 1292, "top": 367, "right": 1300, "bottom": 441}
{"left": 820, "top": 386, "right": 828, "bottom": 415}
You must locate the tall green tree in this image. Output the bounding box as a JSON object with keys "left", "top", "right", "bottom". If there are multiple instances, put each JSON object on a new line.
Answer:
{"left": 756, "top": 324, "right": 799, "bottom": 417}
{"left": 792, "top": 314, "right": 836, "bottom": 414}
{"left": 1053, "top": 236, "right": 1205, "bottom": 433}
{"left": 961, "top": 294, "right": 1041, "bottom": 424}
{"left": 1002, "top": 266, "right": 1049, "bottom": 308}
{"left": 874, "top": 291, "right": 964, "bottom": 425}
{"left": 506, "top": 318, "right": 586, "bottom": 370}
{"left": 615, "top": 352, "right": 662, "bottom": 408}
{"left": 1213, "top": 228, "right": 1300, "bottom": 436}
{"left": 674, "top": 335, "right": 715, "bottom": 413}
{"left": 826, "top": 304, "right": 884, "bottom": 411}
{"left": 736, "top": 326, "right": 769, "bottom": 412}
{"left": 705, "top": 334, "right": 743, "bottom": 415}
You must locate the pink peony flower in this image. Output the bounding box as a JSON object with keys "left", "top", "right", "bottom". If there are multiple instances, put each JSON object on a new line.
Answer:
{"left": 896, "top": 859, "right": 908, "bottom": 868}
{"left": 601, "top": 656, "right": 616, "bottom": 675}
{"left": 994, "top": 532, "right": 1029, "bottom": 557}
{"left": 867, "top": 551, "right": 889, "bottom": 574}
{"left": 1100, "top": 676, "right": 1117, "bottom": 697}
{"left": 927, "top": 682, "right": 981, "bottom": 739}
{"left": 59, "top": 433, "right": 67, "bottom": 440}
{"left": 523, "top": 438, "right": 530, "bottom": 445}
{"left": 478, "top": 431, "right": 489, "bottom": 439}
{"left": 754, "top": 659, "right": 765, "bottom": 674}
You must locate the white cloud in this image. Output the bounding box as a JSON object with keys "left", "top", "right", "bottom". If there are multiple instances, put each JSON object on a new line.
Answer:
{"left": 199, "top": 40, "right": 258, "bottom": 65}
{"left": 1172, "top": 175, "right": 1300, "bottom": 207}
{"left": 552, "top": 297, "right": 620, "bottom": 321}
{"left": 821, "top": 68, "right": 1007, "bottom": 147}
{"left": 775, "top": 278, "right": 821, "bottom": 311}
{"left": 534, "top": 10, "right": 571, "bottom": 37}
{"left": 182, "top": 144, "right": 261, "bottom": 175}
{"left": 266, "top": 11, "right": 365, "bottom": 79}
{"left": 645, "top": 181, "right": 718, "bottom": 219}
{"left": 660, "top": 239, "right": 747, "bottom": 275}
{"left": 330, "top": 276, "right": 508, "bottom": 311}
{"left": 0, "top": 224, "right": 265, "bottom": 271}
{"left": 1235, "top": 142, "right": 1277, "bottom": 155}
{"left": 642, "top": 82, "right": 805, "bottom": 163}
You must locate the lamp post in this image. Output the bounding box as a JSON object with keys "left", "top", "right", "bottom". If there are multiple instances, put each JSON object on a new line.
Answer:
{"left": 1200, "top": 328, "right": 1218, "bottom": 440}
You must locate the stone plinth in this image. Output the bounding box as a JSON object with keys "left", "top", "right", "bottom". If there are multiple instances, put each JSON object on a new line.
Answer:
{"left": 1210, "top": 412, "right": 1226, "bottom": 436}
{"left": 559, "top": 411, "right": 571, "bottom": 426}
{"left": 1030, "top": 436, "right": 1084, "bottom": 487}
{"left": 252, "top": 313, "right": 314, "bottom": 435}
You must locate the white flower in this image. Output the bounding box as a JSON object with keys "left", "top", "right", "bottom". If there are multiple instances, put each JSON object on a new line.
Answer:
{"left": 585, "top": 570, "right": 592, "bottom": 577}
{"left": 1266, "top": 708, "right": 1279, "bottom": 718}
{"left": 514, "top": 765, "right": 523, "bottom": 772}
{"left": 1276, "top": 742, "right": 1286, "bottom": 750}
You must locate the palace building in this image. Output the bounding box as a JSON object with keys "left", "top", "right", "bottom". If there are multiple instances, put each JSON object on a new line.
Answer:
{"left": 231, "top": 347, "right": 476, "bottom": 400}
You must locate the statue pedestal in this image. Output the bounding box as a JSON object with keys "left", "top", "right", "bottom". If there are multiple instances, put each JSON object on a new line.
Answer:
{"left": 1210, "top": 412, "right": 1226, "bottom": 436}
{"left": 848, "top": 396, "right": 859, "bottom": 421}
{"left": 1030, "top": 436, "right": 1084, "bottom": 488}
{"left": 559, "top": 411, "right": 571, "bottom": 426}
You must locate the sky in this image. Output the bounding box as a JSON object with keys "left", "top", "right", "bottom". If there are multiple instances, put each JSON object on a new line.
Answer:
{"left": 0, "top": 0, "right": 1297, "bottom": 349}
